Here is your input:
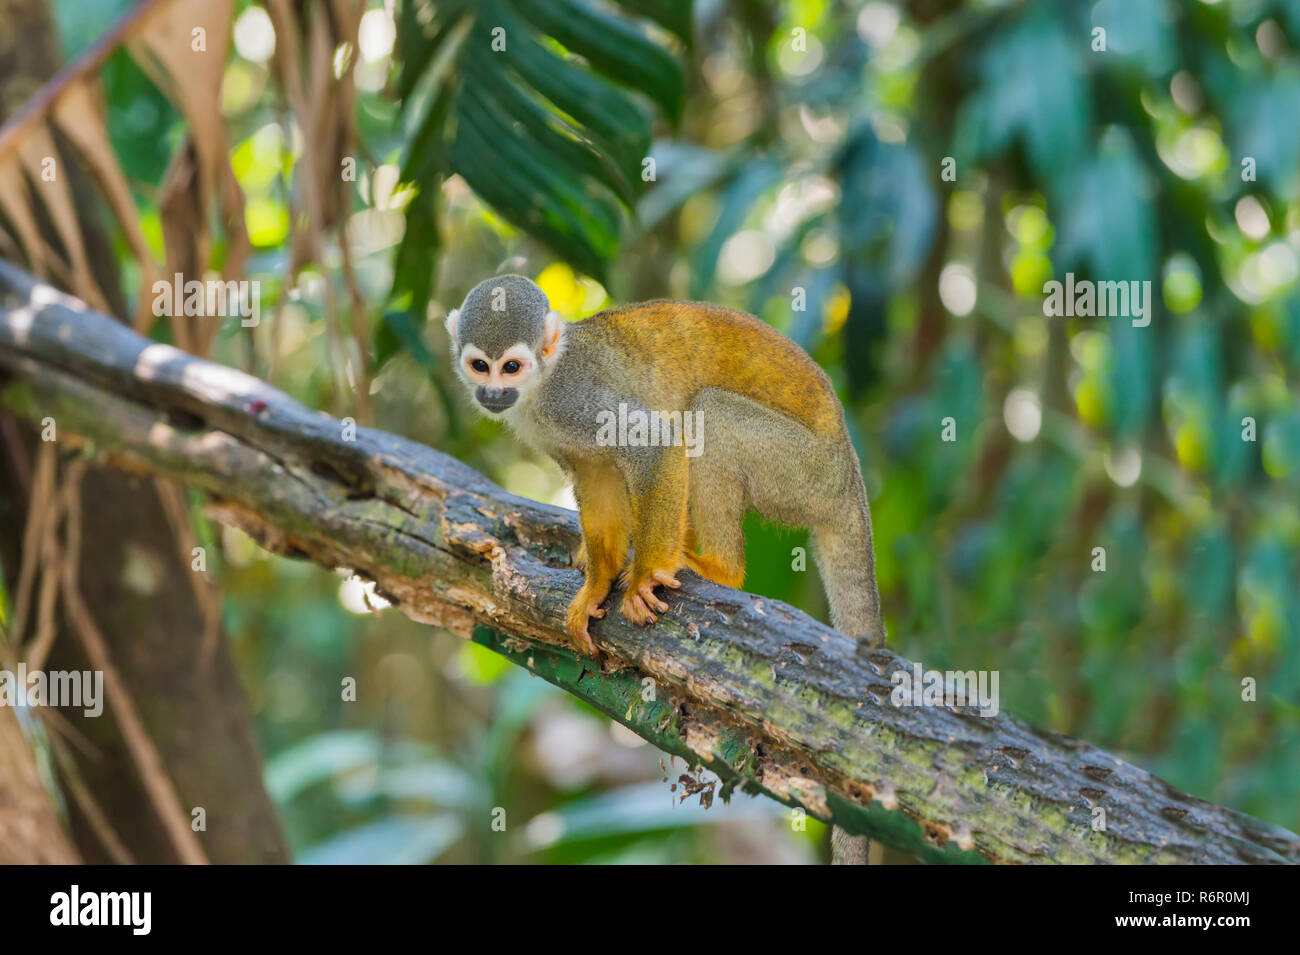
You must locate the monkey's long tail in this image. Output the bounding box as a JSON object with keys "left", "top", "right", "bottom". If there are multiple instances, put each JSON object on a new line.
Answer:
{"left": 811, "top": 452, "right": 886, "bottom": 866}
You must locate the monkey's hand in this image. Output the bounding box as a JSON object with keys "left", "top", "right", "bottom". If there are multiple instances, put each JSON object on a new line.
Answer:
{"left": 565, "top": 584, "right": 608, "bottom": 656}
{"left": 620, "top": 568, "right": 682, "bottom": 626}
{"left": 571, "top": 539, "right": 587, "bottom": 572}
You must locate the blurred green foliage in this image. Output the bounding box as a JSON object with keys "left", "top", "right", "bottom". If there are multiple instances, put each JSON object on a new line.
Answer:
{"left": 56, "top": 0, "right": 1300, "bottom": 861}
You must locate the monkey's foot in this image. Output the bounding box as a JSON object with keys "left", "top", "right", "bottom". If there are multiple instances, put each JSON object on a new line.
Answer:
{"left": 565, "top": 586, "right": 608, "bottom": 656}
{"left": 620, "top": 569, "right": 681, "bottom": 626}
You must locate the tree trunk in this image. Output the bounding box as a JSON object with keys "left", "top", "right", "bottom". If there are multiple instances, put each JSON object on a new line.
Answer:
{"left": 0, "top": 0, "right": 288, "bottom": 864}
{"left": 0, "top": 706, "right": 79, "bottom": 863}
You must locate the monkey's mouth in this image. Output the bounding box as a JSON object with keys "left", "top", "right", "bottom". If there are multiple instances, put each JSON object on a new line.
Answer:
{"left": 476, "top": 386, "right": 518, "bottom": 413}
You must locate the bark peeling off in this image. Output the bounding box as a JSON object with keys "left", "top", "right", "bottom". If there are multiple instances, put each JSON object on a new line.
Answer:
{"left": 2, "top": 261, "right": 1298, "bottom": 865}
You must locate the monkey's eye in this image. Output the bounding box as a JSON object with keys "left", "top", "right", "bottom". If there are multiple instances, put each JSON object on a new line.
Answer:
{"left": 502, "top": 360, "right": 522, "bottom": 374}
{"left": 470, "top": 359, "right": 489, "bottom": 374}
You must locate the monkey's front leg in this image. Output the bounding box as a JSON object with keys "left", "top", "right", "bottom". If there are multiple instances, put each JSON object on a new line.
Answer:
{"left": 566, "top": 461, "right": 631, "bottom": 655}
{"left": 621, "top": 450, "right": 688, "bottom": 626}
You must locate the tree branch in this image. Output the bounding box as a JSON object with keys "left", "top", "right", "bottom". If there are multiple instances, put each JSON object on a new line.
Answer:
{"left": 1, "top": 260, "right": 1296, "bottom": 864}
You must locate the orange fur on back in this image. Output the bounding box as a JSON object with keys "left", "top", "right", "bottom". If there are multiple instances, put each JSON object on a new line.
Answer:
{"left": 574, "top": 301, "right": 844, "bottom": 437}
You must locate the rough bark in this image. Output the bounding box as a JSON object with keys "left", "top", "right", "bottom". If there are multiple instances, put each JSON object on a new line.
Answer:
{"left": 1, "top": 261, "right": 1297, "bottom": 865}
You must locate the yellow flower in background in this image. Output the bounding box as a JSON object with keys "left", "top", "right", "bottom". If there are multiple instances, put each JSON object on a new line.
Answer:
{"left": 535, "top": 263, "right": 608, "bottom": 320}
{"left": 823, "top": 283, "right": 850, "bottom": 335}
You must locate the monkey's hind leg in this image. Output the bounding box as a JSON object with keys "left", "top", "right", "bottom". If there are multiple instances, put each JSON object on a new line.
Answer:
{"left": 683, "top": 467, "right": 746, "bottom": 589}
{"left": 566, "top": 461, "right": 631, "bottom": 655}
{"left": 676, "top": 504, "right": 748, "bottom": 587}
{"left": 620, "top": 447, "right": 689, "bottom": 626}
{"left": 682, "top": 551, "right": 744, "bottom": 588}
{"left": 677, "top": 388, "right": 752, "bottom": 588}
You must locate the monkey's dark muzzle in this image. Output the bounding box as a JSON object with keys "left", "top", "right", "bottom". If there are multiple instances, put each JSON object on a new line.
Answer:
{"left": 476, "top": 386, "right": 519, "bottom": 412}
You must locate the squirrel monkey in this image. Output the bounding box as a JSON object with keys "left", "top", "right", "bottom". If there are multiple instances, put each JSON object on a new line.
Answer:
{"left": 446, "top": 275, "right": 885, "bottom": 658}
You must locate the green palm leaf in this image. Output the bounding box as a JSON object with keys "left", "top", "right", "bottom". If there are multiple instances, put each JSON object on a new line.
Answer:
{"left": 392, "top": 0, "right": 691, "bottom": 314}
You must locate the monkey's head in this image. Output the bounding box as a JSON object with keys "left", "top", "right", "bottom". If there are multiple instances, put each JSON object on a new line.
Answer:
{"left": 445, "top": 275, "right": 565, "bottom": 417}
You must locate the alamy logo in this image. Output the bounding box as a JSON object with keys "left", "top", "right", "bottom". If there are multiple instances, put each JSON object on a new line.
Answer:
{"left": 50, "top": 885, "right": 151, "bottom": 935}
{"left": 595, "top": 403, "right": 703, "bottom": 458}
{"left": 1042, "top": 273, "right": 1152, "bottom": 327}
{"left": 152, "top": 273, "right": 261, "bottom": 327}
{"left": 0, "top": 663, "right": 103, "bottom": 717}
{"left": 890, "top": 662, "right": 1000, "bottom": 717}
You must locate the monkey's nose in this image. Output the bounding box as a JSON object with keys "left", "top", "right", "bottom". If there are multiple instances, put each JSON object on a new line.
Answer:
{"left": 476, "top": 386, "right": 518, "bottom": 412}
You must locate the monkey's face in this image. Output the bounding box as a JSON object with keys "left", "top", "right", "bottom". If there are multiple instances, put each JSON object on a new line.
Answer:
{"left": 456, "top": 342, "right": 536, "bottom": 415}
{"left": 446, "top": 320, "right": 565, "bottom": 419}
{"left": 446, "top": 275, "right": 566, "bottom": 419}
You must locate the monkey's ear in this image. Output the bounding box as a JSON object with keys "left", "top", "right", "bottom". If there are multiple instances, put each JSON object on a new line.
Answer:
{"left": 541, "top": 310, "right": 564, "bottom": 359}
{"left": 445, "top": 308, "right": 460, "bottom": 342}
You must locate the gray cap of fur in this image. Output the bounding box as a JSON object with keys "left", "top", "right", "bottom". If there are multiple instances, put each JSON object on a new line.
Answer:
{"left": 452, "top": 274, "right": 551, "bottom": 358}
